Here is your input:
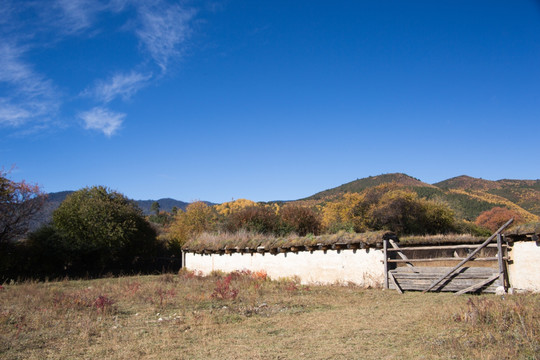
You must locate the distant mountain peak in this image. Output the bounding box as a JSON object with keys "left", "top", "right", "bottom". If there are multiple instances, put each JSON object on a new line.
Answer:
{"left": 434, "top": 176, "right": 499, "bottom": 191}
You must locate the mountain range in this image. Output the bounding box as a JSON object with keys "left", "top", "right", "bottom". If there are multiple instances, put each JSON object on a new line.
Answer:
{"left": 29, "top": 193, "right": 196, "bottom": 231}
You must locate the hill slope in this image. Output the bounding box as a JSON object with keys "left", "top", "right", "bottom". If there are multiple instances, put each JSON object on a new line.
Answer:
{"left": 305, "top": 173, "right": 434, "bottom": 200}
{"left": 301, "top": 174, "right": 540, "bottom": 222}
{"left": 435, "top": 176, "right": 540, "bottom": 217}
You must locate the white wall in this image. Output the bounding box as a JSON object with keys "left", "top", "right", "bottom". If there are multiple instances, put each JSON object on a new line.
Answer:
{"left": 185, "top": 240, "right": 540, "bottom": 292}
{"left": 185, "top": 249, "right": 385, "bottom": 287}
{"left": 508, "top": 241, "right": 540, "bottom": 292}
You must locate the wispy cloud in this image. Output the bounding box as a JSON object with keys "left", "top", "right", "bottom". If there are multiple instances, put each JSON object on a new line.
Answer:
{"left": 136, "top": 2, "right": 195, "bottom": 72}
{"left": 79, "top": 107, "right": 125, "bottom": 137}
{"left": 0, "top": 43, "right": 59, "bottom": 127}
{"left": 83, "top": 71, "right": 153, "bottom": 103}
{"left": 0, "top": 43, "right": 55, "bottom": 97}
{"left": 0, "top": 100, "right": 31, "bottom": 126}
{"left": 52, "top": 0, "right": 101, "bottom": 34}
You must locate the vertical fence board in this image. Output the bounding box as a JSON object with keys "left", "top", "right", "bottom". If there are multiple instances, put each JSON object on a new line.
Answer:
{"left": 383, "top": 239, "right": 389, "bottom": 289}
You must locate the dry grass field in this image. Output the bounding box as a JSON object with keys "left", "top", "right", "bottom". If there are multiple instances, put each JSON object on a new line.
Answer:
{"left": 1, "top": 270, "right": 538, "bottom": 360}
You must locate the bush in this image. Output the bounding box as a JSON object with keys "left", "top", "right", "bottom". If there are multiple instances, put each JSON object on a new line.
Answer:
{"left": 51, "top": 186, "right": 158, "bottom": 274}
{"left": 475, "top": 207, "right": 523, "bottom": 232}
{"left": 225, "top": 205, "right": 281, "bottom": 234}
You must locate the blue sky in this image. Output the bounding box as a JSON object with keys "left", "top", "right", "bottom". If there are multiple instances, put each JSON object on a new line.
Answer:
{"left": 1, "top": 0, "right": 539, "bottom": 203}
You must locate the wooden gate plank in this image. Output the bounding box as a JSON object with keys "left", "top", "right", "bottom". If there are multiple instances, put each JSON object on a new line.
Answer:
{"left": 389, "top": 240, "right": 414, "bottom": 268}
{"left": 454, "top": 273, "right": 501, "bottom": 296}
{"left": 389, "top": 272, "right": 403, "bottom": 294}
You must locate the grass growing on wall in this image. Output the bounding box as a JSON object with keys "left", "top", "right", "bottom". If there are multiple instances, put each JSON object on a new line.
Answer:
{"left": 183, "top": 230, "right": 390, "bottom": 252}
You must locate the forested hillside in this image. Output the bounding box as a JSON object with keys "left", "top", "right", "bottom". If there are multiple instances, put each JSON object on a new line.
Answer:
{"left": 300, "top": 173, "right": 540, "bottom": 222}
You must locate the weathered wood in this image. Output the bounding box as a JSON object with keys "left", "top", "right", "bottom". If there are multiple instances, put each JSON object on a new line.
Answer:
{"left": 389, "top": 272, "right": 403, "bottom": 294}
{"left": 390, "top": 282, "right": 500, "bottom": 293}
{"left": 423, "top": 218, "right": 514, "bottom": 293}
{"left": 290, "top": 246, "right": 305, "bottom": 253}
{"left": 389, "top": 239, "right": 414, "bottom": 268}
{"left": 393, "top": 274, "right": 500, "bottom": 280}
{"left": 306, "top": 245, "right": 319, "bottom": 252}
{"left": 390, "top": 267, "right": 502, "bottom": 293}
{"left": 383, "top": 239, "right": 389, "bottom": 290}
{"left": 391, "top": 269, "right": 499, "bottom": 275}
{"left": 496, "top": 234, "right": 505, "bottom": 291}
{"left": 386, "top": 243, "right": 505, "bottom": 251}
{"left": 388, "top": 257, "right": 506, "bottom": 263}
{"left": 454, "top": 273, "right": 501, "bottom": 296}
{"left": 391, "top": 267, "right": 499, "bottom": 279}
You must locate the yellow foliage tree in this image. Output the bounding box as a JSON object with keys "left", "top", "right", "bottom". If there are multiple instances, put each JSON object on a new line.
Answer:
{"left": 214, "top": 199, "right": 257, "bottom": 216}
{"left": 322, "top": 193, "right": 366, "bottom": 232}
{"left": 167, "top": 201, "right": 216, "bottom": 247}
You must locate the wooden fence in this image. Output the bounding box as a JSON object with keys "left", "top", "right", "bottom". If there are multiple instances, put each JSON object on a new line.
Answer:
{"left": 383, "top": 219, "right": 514, "bottom": 295}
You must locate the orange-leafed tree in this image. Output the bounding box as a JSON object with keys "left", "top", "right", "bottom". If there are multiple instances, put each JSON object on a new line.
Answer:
{"left": 475, "top": 207, "right": 523, "bottom": 232}
{"left": 0, "top": 169, "right": 46, "bottom": 243}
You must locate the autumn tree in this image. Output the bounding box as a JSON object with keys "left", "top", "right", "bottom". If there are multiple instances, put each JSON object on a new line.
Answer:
{"left": 368, "top": 190, "right": 456, "bottom": 235}
{"left": 215, "top": 199, "right": 258, "bottom": 216}
{"left": 0, "top": 169, "right": 46, "bottom": 243}
{"left": 280, "top": 204, "right": 321, "bottom": 236}
{"left": 322, "top": 193, "right": 367, "bottom": 233}
{"left": 225, "top": 205, "right": 281, "bottom": 234}
{"left": 167, "top": 201, "right": 216, "bottom": 247}
{"left": 321, "top": 184, "right": 457, "bottom": 235}
{"left": 475, "top": 207, "right": 522, "bottom": 232}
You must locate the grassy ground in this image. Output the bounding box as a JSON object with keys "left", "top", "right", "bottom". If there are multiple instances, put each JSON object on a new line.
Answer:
{"left": 1, "top": 271, "right": 538, "bottom": 360}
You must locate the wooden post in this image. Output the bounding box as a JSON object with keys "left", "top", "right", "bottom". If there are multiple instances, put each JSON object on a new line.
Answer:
{"left": 496, "top": 234, "right": 506, "bottom": 291}
{"left": 383, "top": 239, "right": 389, "bottom": 290}
{"left": 423, "top": 218, "right": 514, "bottom": 293}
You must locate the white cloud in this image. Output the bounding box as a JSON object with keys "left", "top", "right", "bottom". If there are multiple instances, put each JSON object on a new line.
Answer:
{"left": 136, "top": 2, "right": 195, "bottom": 72}
{"left": 79, "top": 107, "right": 125, "bottom": 137}
{"left": 84, "top": 71, "right": 152, "bottom": 103}
{"left": 53, "top": 0, "right": 98, "bottom": 33}
{"left": 0, "top": 100, "right": 31, "bottom": 126}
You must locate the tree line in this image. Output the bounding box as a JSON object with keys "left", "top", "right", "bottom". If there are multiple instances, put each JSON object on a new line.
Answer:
{"left": 1, "top": 170, "right": 523, "bottom": 281}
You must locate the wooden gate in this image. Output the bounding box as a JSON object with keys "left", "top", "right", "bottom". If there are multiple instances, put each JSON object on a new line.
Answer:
{"left": 383, "top": 219, "right": 513, "bottom": 295}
